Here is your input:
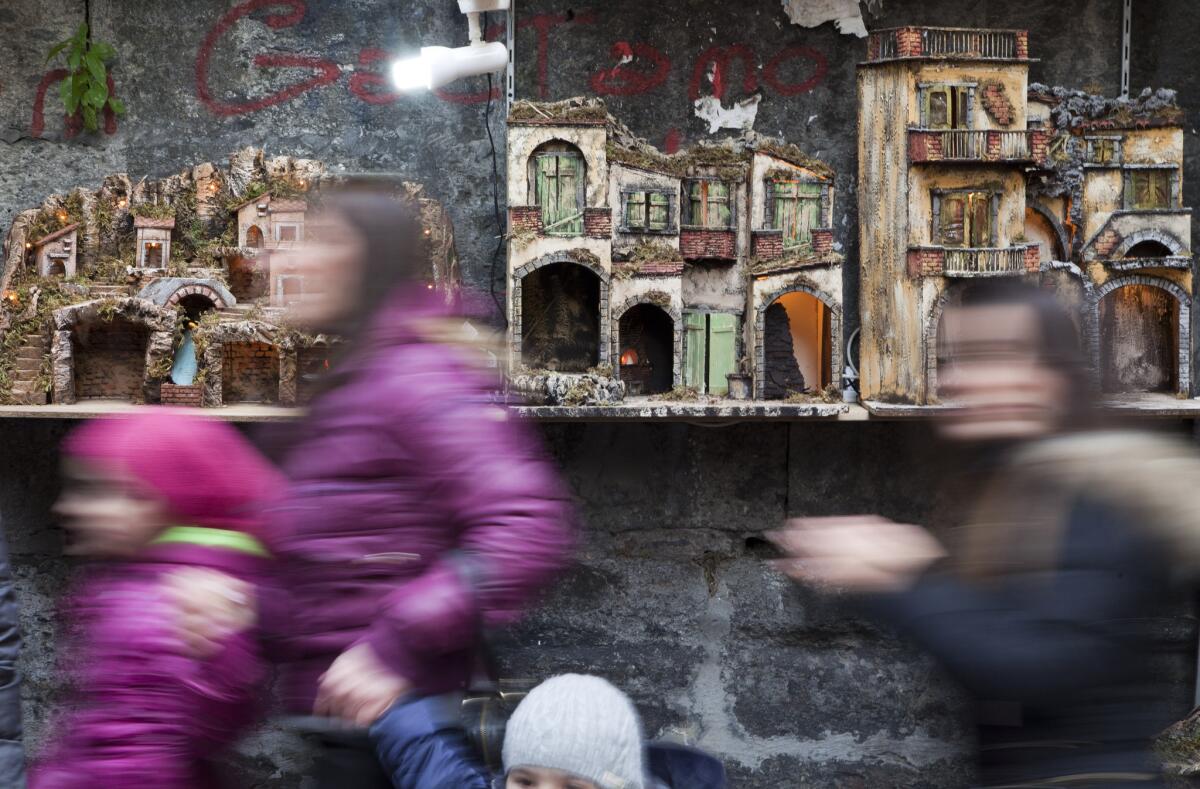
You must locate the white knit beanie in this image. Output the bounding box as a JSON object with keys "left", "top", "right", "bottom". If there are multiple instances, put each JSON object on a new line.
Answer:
{"left": 502, "top": 674, "right": 645, "bottom": 789}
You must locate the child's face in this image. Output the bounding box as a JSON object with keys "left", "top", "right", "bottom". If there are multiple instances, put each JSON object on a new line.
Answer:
{"left": 506, "top": 767, "right": 599, "bottom": 789}
{"left": 54, "top": 459, "right": 168, "bottom": 557}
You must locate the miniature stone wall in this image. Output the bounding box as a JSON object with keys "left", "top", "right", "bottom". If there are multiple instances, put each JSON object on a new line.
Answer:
{"left": 72, "top": 320, "right": 150, "bottom": 400}
{"left": 221, "top": 341, "right": 280, "bottom": 404}
{"left": 294, "top": 346, "right": 330, "bottom": 405}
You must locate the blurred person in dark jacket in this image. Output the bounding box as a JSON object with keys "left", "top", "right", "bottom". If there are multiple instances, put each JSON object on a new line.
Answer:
{"left": 172, "top": 190, "right": 575, "bottom": 786}
{"left": 770, "top": 280, "right": 1200, "bottom": 787}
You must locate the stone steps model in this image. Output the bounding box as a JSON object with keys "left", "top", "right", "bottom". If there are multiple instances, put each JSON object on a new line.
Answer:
{"left": 7, "top": 334, "right": 47, "bottom": 405}
{"left": 88, "top": 284, "right": 129, "bottom": 298}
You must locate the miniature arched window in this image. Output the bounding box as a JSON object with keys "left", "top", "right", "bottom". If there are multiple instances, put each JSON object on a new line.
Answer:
{"left": 246, "top": 225, "right": 265, "bottom": 249}
{"left": 1125, "top": 240, "right": 1173, "bottom": 259}
{"left": 529, "top": 142, "right": 585, "bottom": 236}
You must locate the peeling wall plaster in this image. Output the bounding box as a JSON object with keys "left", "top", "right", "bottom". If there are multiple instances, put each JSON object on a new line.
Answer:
{"left": 781, "top": 0, "right": 878, "bottom": 38}
{"left": 694, "top": 95, "right": 762, "bottom": 134}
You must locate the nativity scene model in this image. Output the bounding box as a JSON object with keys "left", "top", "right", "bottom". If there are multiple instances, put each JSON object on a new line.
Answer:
{"left": 0, "top": 148, "right": 460, "bottom": 408}
{"left": 857, "top": 26, "right": 1193, "bottom": 409}
{"left": 506, "top": 97, "right": 846, "bottom": 411}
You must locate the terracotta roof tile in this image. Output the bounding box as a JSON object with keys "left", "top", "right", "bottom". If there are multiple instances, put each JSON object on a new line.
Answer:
{"left": 269, "top": 199, "right": 308, "bottom": 213}
{"left": 134, "top": 216, "right": 176, "bottom": 229}
{"left": 32, "top": 222, "right": 79, "bottom": 247}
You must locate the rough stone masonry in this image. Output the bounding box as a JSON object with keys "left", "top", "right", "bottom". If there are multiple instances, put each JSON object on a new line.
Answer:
{"left": 1, "top": 0, "right": 1198, "bottom": 787}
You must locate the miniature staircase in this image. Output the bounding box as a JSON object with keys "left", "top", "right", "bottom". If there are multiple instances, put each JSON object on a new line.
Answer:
{"left": 216, "top": 302, "right": 285, "bottom": 321}
{"left": 88, "top": 284, "right": 129, "bottom": 298}
{"left": 8, "top": 334, "right": 47, "bottom": 405}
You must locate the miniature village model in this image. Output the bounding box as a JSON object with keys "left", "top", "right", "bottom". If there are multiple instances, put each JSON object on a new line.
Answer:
{"left": 857, "top": 26, "right": 1193, "bottom": 407}
{"left": 0, "top": 148, "right": 460, "bottom": 408}
{"left": 2, "top": 26, "right": 1191, "bottom": 417}
{"left": 506, "top": 98, "right": 845, "bottom": 409}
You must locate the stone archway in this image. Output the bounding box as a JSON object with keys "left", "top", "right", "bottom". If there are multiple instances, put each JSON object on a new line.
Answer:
{"left": 1091, "top": 274, "right": 1190, "bottom": 395}
{"left": 612, "top": 294, "right": 683, "bottom": 391}
{"left": 165, "top": 282, "right": 229, "bottom": 311}
{"left": 1025, "top": 200, "right": 1070, "bottom": 262}
{"left": 1112, "top": 228, "right": 1186, "bottom": 259}
{"left": 754, "top": 282, "right": 842, "bottom": 400}
{"left": 51, "top": 298, "right": 176, "bottom": 404}
{"left": 511, "top": 252, "right": 611, "bottom": 371}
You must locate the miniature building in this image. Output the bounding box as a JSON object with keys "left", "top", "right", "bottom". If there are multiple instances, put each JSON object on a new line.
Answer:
{"left": 507, "top": 99, "right": 843, "bottom": 401}
{"left": 857, "top": 26, "right": 1049, "bottom": 405}
{"left": 1026, "top": 85, "right": 1192, "bottom": 396}
{"left": 33, "top": 223, "right": 79, "bottom": 278}
{"left": 134, "top": 216, "right": 175, "bottom": 269}
{"left": 231, "top": 193, "right": 308, "bottom": 307}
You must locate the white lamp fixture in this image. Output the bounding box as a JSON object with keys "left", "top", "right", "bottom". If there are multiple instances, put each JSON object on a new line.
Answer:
{"left": 392, "top": 0, "right": 510, "bottom": 92}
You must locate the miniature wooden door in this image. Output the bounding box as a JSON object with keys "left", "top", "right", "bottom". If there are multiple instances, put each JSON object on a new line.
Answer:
{"left": 707, "top": 313, "right": 736, "bottom": 396}
{"left": 535, "top": 153, "right": 584, "bottom": 236}
{"left": 684, "top": 312, "right": 737, "bottom": 396}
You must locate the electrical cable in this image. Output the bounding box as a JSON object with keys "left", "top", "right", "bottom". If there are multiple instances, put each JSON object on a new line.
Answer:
{"left": 485, "top": 64, "right": 507, "bottom": 329}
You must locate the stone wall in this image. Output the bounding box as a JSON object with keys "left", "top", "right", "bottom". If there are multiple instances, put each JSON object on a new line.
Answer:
{"left": 71, "top": 321, "right": 149, "bottom": 400}
{"left": 295, "top": 347, "right": 330, "bottom": 405}
{"left": 221, "top": 342, "right": 280, "bottom": 404}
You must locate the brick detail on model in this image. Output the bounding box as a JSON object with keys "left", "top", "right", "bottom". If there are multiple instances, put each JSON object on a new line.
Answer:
{"left": 680, "top": 228, "right": 736, "bottom": 260}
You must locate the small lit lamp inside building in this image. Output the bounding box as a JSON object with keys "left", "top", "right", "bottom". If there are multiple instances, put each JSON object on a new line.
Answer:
{"left": 620, "top": 348, "right": 639, "bottom": 366}
{"left": 392, "top": 0, "right": 509, "bottom": 92}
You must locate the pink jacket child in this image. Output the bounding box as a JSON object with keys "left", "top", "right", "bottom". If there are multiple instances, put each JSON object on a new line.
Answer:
{"left": 30, "top": 412, "right": 283, "bottom": 789}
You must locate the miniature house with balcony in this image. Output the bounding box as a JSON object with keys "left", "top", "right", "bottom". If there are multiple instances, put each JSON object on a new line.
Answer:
{"left": 506, "top": 99, "right": 844, "bottom": 406}
{"left": 33, "top": 223, "right": 78, "bottom": 278}
{"left": 1026, "top": 85, "right": 1192, "bottom": 397}
{"left": 857, "top": 26, "right": 1192, "bottom": 407}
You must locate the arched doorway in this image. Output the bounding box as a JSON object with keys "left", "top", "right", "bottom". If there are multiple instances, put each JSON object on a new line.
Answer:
{"left": 177, "top": 293, "right": 216, "bottom": 320}
{"left": 763, "top": 291, "right": 833, "bottom": 399}
{"left": 1024, "top": 205, "right": 1066, "bottom": 263}
{"left": 1099, "top": 283, "right": 1178, "bottom": 393}
{"left": 520, "top": 262, "right": 601, "bottom": 371}
{"left": 245, "top": 225, "right": 265, "bottom": 249}
{"left": 618, "top": 304, "right": 674, "bottom": 395}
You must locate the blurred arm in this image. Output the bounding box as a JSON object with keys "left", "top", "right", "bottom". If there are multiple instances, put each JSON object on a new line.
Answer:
{"left": 866, "top": 500, "right": 1161, "bottom": 701}
{"left": 370, "top": 696, "right": 491, "bottom": 789}
{"left": 0, "top": 531, "right": 22, "bottom": 788}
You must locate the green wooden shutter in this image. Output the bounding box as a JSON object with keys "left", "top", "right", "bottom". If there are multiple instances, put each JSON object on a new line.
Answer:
{"left": 1123, "top": 170, "right": 1134, "bottom": 210}
{"left": 625, "top": 191, "right": 646, "bottom": 229}
{"left": 707, "top": 313, "right": 737, "bottom": 396}
{"left": 684, "top": 312, "right": 707, "bottom": 390}
{"left": 649, "top": 193, "right": 669, "bottom": 230}
{"left": 538, "top": 154, "right": 583, "bottom": 235}
{"left": 709, "top": 182, "right": 731, "bottom": 228}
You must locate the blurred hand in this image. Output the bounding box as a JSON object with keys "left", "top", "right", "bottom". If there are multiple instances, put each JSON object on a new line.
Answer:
{"left": 314, "top": 643, "right": 410, "bottom": 727}
{"left": 766, "top": 515, "right": 947, "bottom": 594}
{"left": 163, "top": 567, "right": 256, "bottom": 658}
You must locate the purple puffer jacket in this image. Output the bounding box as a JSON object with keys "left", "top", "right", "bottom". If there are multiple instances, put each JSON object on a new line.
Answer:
{"left": 267, "top": 291, "right": 575, "bottom": 711}
{"left": 30, "top": 544, "right": 270, "bottom": 789}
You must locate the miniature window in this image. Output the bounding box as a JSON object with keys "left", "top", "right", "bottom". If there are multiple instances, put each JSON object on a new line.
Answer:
{"left": 1126, "top": 169, "right": 1173, "bottom": 210}
{"left": 686, "top": 181, "right": 733, "bottom": 229}
{"left": 924, "top": 85, "right": 970, "bottom": 129}
{"left": 771, "top": 181, "right": 822, "bottom": 249}
{"left": 534, "top": 152, "right": 585, "bottom": 236}
{"left": 140, "top": 240, "right": 164, "bottom": 268}
{"left": 624, "top": 191, "right": 672, "bottom": 232}
{"left": 934, "top": 191, "right": 993, "bottom": 247}
{"left": 275, "top": 223, "right": 301, "bottom": 243}
{"left": 1088, "top": 138, "right": 1120, "bottom": 165}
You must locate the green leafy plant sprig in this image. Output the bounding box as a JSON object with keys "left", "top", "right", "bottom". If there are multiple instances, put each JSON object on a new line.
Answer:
{"left": 46, "top": 23, "right": 126, "bottom": 133}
